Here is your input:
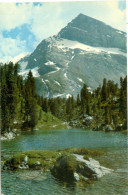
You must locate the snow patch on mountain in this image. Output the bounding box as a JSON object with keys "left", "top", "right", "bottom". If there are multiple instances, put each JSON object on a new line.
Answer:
{"left": 55, "top": 80, "right": 61, "bottom": 86}
{"left": 116, "top": 31, "right": 123, "bottom": 34}
{"left": 50, "top": 38, "right": 126, "bottom": 57}
{"left": 66, "top": 94, "right": 72, "bottom": 98}
{"left": 53, "top": 94, "right": 64, "bottom": 98}
{"left": 48, "top": 67, "right": 60, "bottom": 74}
{"left": 87, "top": 87, "right": 93, "bottom": 93}
{"left": 71, "top": 55, "right": 75, "bottom": 60}
{"left": 64, "top": 72, "right": 68, "bottom": 79}
{"left": 77, "top": 78, "right": 83, "bottom": 82}
{"left": 45, "top": 61, "right": 56, "bottom": 66}
{"left": 42, "top": 78, "right": 46, "bottom": 84}
{"left": 65, "top": 62, "right": 69, "bottom": 67}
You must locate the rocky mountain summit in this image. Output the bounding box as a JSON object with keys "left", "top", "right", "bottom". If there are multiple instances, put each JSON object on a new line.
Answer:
{"left": 19, "top": 14, "right": 127, "bottom": 98}
{"left": 59, "top": 14, "right": 126, "bottom": 50}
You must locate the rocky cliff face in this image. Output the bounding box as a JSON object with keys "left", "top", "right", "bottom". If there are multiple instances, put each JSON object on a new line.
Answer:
{"left": 18, "top": 14, "right": 127, "bottom": 98}
{"left": 59, "top": 14, "right": 126, "bottom": 51}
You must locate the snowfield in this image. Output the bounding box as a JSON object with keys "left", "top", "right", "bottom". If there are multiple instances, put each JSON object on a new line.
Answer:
{"left": 46, "top": 38, "right": 126, "bottom": 57}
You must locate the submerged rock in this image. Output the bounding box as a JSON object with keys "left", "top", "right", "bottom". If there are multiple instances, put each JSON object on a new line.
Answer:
{"left": 17, "top": 170, "right": 47, "bottom": 181}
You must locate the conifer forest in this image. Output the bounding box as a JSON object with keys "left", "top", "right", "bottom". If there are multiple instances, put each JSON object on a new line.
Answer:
{"left": 0, "top": 62, "right": 127, "bottom": 134}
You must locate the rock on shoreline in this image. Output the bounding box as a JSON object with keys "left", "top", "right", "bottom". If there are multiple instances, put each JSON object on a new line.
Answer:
{"left": 1, "top": 132, "right": 19, "bottom": 141}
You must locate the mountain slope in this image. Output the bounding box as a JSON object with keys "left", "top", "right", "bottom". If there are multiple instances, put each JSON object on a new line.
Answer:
{"left": 18, "top": 14, "right": 127, "bottom": 98}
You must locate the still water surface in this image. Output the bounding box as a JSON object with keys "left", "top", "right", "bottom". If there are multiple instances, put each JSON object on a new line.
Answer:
{"left": 1, "top": 129, "right": 128, "bottom": 195}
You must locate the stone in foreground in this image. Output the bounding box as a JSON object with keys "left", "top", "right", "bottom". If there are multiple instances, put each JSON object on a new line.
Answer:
{"left": 51, "top": 154, "right": 113, "bottom": 184}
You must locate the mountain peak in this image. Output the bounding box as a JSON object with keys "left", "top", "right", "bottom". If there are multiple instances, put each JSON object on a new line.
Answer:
{"left": 74, "top": 13, "right": 94, "bottom": 20}
{"left": 18, "top": 14, "right": 126, "bottom": 98}
{"left": 71, "top": 13, "right": 106, "bottom": 27}
{"left": 58, "top": 13, "right": 126, "bottom": 50}
{"left": 76, "top": 13, "right": 87, "bottom": 18}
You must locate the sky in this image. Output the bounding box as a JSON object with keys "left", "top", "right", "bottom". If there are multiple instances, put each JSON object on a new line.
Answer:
{"left": 0, "top": 0, "right": 127, "bottom": 63}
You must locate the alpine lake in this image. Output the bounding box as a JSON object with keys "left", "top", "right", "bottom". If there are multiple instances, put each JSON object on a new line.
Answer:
{"left": 1, "top": 128, "right": 128, "bottom": 195}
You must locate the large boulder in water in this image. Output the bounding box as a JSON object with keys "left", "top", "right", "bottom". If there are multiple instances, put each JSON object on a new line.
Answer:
{"left": 51, "top": 154, "right": 78, "bottom": 182}
{"left": 51, "top": 154, "right": 113, "bottom": 183}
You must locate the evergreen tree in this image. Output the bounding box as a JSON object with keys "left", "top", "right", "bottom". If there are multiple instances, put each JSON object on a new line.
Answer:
{"left": 119, "top": 76, "right": 127, "bottom": 119}
{"left": 86, "top": 100, "right": 90, "bottom": 115}
{"left": 101, "top": 78, "right": 108, "bottom": 101}
{"left": 42, "top": 98, "right": 49, "bottom": 113}
{"left": 97, "top": 96, "right": 101, "bottom": 111}
{"left": 29, "top": 98, "right": 39, "bottom": 127}
{"left": 80, "top": 84, "right": 89, "bottom": 113}
{"left": 92, "top": 102, "right": 97, "bottom": 115}
{"left": 104, "top": 106, "right": 110, "bottom": 124}
{"left": 52, "top": 99, "right": 58, "bottom": 117}
{"left": 77, "top": 94, "right": 80, "bottom": 106}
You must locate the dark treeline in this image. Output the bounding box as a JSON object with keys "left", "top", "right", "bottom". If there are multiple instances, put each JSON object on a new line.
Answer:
{"left": 0, "top": 62, "right": 42, "bottom": 134}
{"left": 0, "top": 62, "right": 127, "bottom": 134}
{"left": 41, "top": 76, "right": 127, "bottom": 130}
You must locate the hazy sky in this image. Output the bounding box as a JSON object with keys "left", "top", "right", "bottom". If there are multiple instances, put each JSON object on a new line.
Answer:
{"left": 0, "top": 0, "right": 127, "bottom": 63}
